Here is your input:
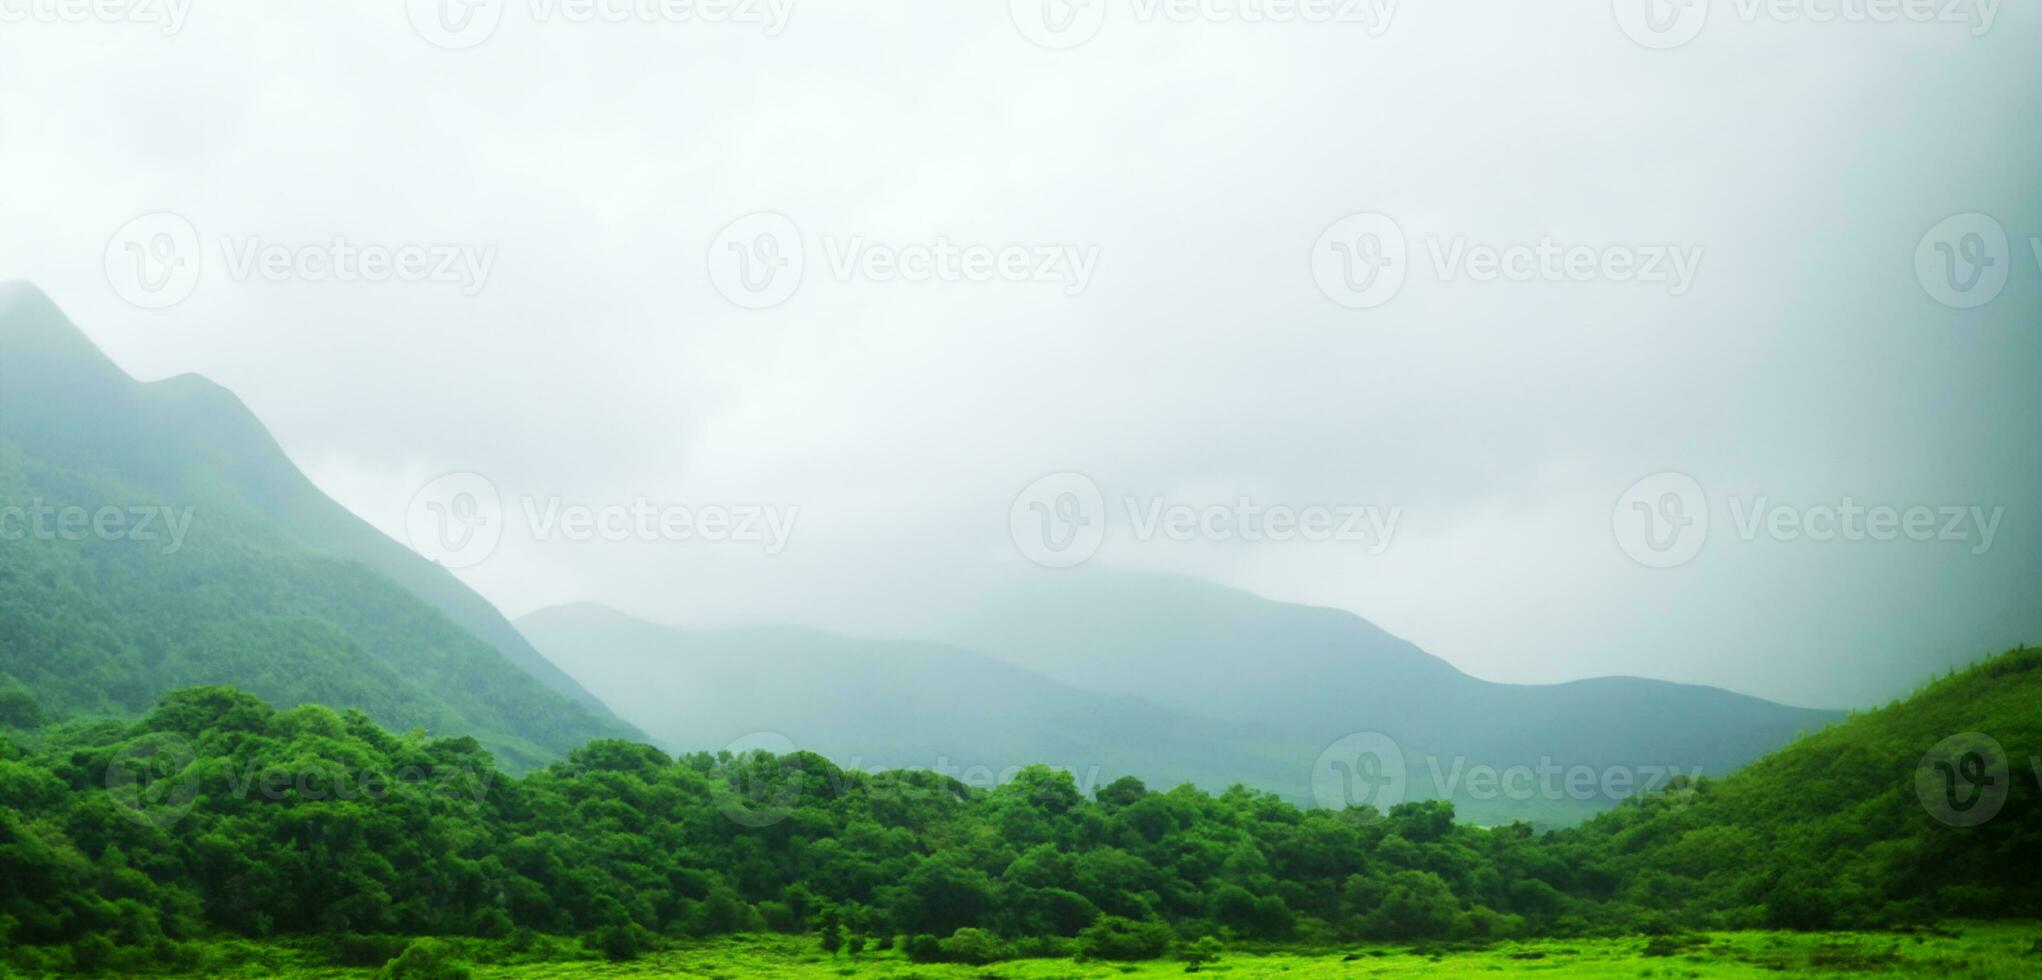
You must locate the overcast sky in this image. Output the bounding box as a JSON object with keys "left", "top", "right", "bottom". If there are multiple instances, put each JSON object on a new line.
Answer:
{"left": 3, "top": 1, "right": 2037, "bottom": 709}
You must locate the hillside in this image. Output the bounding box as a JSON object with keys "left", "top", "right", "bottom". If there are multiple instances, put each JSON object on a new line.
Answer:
{"left": 1561, "top": 645, "right": 2042, "bottom": 928}
{"left": 0, "top": 282, "right": 638, "bottom": 766}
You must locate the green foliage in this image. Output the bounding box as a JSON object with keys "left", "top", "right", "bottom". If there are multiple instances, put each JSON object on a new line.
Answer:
{"left": 902, "top": 934, "right": 941, "bottom": 962}
{"left": 1361, "top": 871, "right": 1461, "bottom": 940}
{"left": 937, "top": 926, "right": 1008, "bottom": 964}
{"left": 0, "top": 646, "right": 2036, "bottom": 969}
{"left": 1079, "top": 916, "right": 1175, "bottom": 960}
{"left": 1179, "top": 934, "right": 1223, "bottom": 969}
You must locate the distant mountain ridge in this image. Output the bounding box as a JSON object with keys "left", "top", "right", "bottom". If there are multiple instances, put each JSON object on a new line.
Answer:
{"left": 516, "top": 602, "right": 1302, "bottom": 795}
{"left": 919, "top": 568, "right": 1840, "bottom": 788}
{"left": 0, "top": 282, "right": 638, "bottom": 766}
{"left": 525, "top": 580, "right": 1840, "bottom": 825}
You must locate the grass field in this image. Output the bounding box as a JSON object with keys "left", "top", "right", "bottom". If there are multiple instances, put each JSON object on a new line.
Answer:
{"left": 167, "top": 924, "right": 2042, "bottom": 979}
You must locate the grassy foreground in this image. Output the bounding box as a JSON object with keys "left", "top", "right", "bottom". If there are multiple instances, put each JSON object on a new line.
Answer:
{"left": 166, "top": 924, "right": 2042, "bottom": 979}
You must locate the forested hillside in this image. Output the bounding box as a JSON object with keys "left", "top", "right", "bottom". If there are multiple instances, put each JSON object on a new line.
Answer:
{"left": 1, "top": 648, "right": 2032, "bottom": 973}
{"left": 0, "top": 282, "right": 637, "bottom": 768}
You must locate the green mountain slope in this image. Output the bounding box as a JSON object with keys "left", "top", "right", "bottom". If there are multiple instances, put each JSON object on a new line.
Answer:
{"left": 1562, "top": 645, "right": 2042, "bottom": 928}
{"left": 517, "top": 602, "right": 1300, "bottom": 796}
{"left": 0, "top": 282, "right": 638, "bottom": 766}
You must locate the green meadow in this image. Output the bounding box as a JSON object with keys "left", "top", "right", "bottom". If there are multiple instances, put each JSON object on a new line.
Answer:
{"left": 162, "top": 925, "right": 2042, "bottom": 979}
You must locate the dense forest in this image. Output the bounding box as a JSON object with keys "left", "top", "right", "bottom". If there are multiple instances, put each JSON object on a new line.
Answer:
{"left": 2, "top": 647, "right": 2035, "bottom": 973}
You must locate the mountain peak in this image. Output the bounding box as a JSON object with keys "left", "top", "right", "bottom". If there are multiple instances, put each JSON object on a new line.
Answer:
{"left": 0, "top": 280, "right": 67, "bottom": 329}
{"left": 0, "top": 281, "right": 125, "bottom": 378}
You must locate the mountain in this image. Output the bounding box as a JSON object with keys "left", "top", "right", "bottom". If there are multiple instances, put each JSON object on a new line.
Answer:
{"left": 0, "top": 282, "right": 638, "bottom": 766}
{"left": 516, "top": 602, "right": 1300, "bottom": 795}
{"left": 912, "top": 568, "right": 1843, "bottom": 822}
{"left": 524, "top": 583, "right": 1835, "bottom": 826}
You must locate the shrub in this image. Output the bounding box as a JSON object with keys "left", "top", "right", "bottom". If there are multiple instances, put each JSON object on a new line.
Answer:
{"left": 903, "top": 933, "right": 942, "bottom": 963}
{"left": 939, "top": 927, "right": 1009, "bottom": 964}
{"left": 592, "top": 923, "right": 651, "bottom": 962}
{"left": 1009, "top": 934, "right": 1079, "bottom": 959}
{"left": 1079, "top": 916, "right": 1174, "bottom": 961}
{"left": 376, "top": 939, "right": 474, "bottom": 980}
{"left": 1180, "top": 935, "right": 1224, "bottom": 970}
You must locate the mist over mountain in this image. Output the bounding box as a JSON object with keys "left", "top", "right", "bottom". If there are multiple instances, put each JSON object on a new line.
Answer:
{"left": 527, "top": 572, "right": 1838, "bottom": 825}
{"left": 517, "top": 602, "right": 1299, "bottom": 799}
{"left": 918, "top": 568, "right": 1839, "bottom": 770}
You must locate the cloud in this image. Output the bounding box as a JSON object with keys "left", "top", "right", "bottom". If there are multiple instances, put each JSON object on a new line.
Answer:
{"left": 2, "top": 2, "right": 2037, "bottom": 708}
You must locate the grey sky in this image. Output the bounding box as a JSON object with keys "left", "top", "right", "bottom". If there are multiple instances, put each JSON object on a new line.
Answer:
{"left": 2, "top": 1, "right": 2037, "bottom": 709}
